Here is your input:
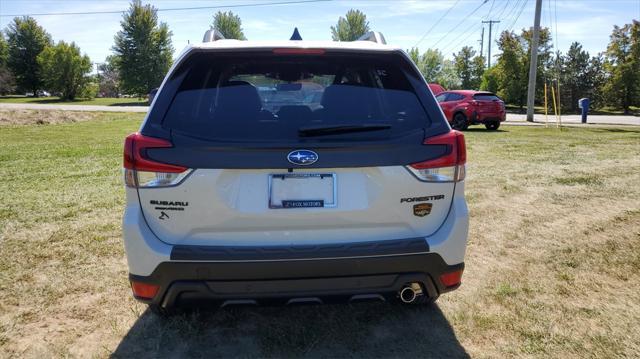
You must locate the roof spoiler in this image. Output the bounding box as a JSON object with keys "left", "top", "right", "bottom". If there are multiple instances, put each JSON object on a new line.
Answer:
{"left": 355, "top": 31, "right": 387, "bottom": 45}
{"left": 203, "top": 29, "right": 226, "bottom": 42}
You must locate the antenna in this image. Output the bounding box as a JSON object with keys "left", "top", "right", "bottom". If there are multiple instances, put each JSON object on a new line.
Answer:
{"left": 202, "top": 29, "right": 225, "bottom": 42}
{"left": 290, "top": 27, "right": 302, "bottom": 40}
{"left": 355, "top": 31, "right": 387, "bottom": 44}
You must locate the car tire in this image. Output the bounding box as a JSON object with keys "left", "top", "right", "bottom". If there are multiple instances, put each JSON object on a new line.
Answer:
{"left": 452, "top": 113, "right": 468, "bottom": 131}
{"left": 485, "top": 121, "right": 500, "bottom": 130}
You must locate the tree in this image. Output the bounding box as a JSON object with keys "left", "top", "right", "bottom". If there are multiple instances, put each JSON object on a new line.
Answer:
{"left": 480, "top": 66, "right": 500, "bottom": 94}
{"left": 37, "top": 41, "right": 92, "bottom": 100}
{"left": 0, "top": 34, "right": 8, "bottom": 67}
{"left": 495, "top": 30, "right": 527, "bottom": 110}
{"left": 331, "top": 9, "right": 370, "bottom": 41}
{"left": 112, "top": 0, "right": 174, "bottom": 97}
{"left": 422, "top": 49, "right": 444, "bottom": 83}
{"left": 453, "top": 46, "right": 475, "bottom": 89}
{"left": 407, "top": 47, "right": 444, "bottom": 83}
{"left": 0, "top": 34, "right": 16, "bottom": 95}
{"left": 585, "top": 54, "right": 607, "bottom": 109}
{"left": 603, "top": 21, "right": 640, "bottom": 114}
{"left": 453, "top": 46, "right": 484, "bottom": 89}
{"left": 408, "top": 47, "right": 421, "bottom": 67}
{"left": 5, "top": 16, "right": 52, "bottom": 95}
{"left": 98, "top": 55, "right": 120, "bottom": 97}
{"left": 212, "top": 11, "right": 246, "bottom": 40}
{"left": 559, "top": 42, "right": 591, "bottom": 112}
{"left": 437, "top": 59, "right": 461, "bottom": 90}
{"left": 471, "top": 55, "right": 486, "bottom": 89}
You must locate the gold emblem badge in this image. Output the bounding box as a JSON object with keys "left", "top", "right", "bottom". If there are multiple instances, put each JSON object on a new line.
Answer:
{"left": 413, "top": 203, "right": 433, "bottom": 217}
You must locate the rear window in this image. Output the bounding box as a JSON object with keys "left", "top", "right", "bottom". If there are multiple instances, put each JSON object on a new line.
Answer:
{"left": 162, "top": 52, "right": 430, "bottom": 142}
{"left": 473, "top": 93, "right": 501, "bottom": 101}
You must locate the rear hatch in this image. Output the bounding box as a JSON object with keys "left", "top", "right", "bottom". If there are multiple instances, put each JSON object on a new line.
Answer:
{"left": 126, "top": 49, "right": 464, "bottom": 246}
{"left": 473, "top": 92, "right": 503, "bottom": 114}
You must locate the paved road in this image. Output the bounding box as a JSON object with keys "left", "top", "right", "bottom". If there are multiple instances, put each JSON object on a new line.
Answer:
{"left": 1, "top": 102, "right": 638, "bottom": 125}
{"left": 505, "top": 113, "right": 640, "bottom": 126}
{"left": 0, "top": 102, "right": 149, "bottom": 113}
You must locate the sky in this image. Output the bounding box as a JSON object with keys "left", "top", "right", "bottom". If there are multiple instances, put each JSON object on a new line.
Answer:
{"left": 1, "top": 0, "right": 639, "bottom": 67}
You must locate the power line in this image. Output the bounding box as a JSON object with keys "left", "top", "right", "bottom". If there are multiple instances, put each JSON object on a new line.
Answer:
{"left": 495, "top": 0, "right": 512, "bottom": 20}
{"left": 441, "top": 0, "right": 498, "bottom": 59}
{"left": 0, "top": 0, "right": 331, "bottom": 17}
{"left": 440, "top": 22, "right": 482, "bottom": 56}
{"left": 499, "top": 0, "right": 523, "bottom": 29}
{"left": 505, "top": 0, "right": 529, "bottom": 32}
{"left": 482, "top": 0, "right": 511, "bottom": 49}
{"left": 429, "top": 0, "right": 490, "bottom": 50}
{"left": 413, "top": 0, "right": 462, "bottom": 48}
{"left": 442, "top": 0, "right": 499, "bottom": 58}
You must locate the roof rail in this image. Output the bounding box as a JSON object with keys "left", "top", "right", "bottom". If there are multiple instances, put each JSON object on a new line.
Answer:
{"left": 356, "top": 31, "right": 387, "bottom": 45}
{"left": 203, "top": 29, "right": 225, "bottom": 42}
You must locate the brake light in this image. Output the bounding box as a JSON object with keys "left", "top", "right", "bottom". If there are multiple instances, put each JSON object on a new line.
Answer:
{"left": 440, "top": 269, "right": 463, "bottom": 287}
{"left": 130, "top": 281, "right": 160, "bottom": 300}
{"left": 272, "top": 48, "right": 326, "bottom": 55}
{"left": 407, "top": 130, "right": 466, "bottom": 182}
{"left": 123, "top": 133, "right": 190, "bottom": 188}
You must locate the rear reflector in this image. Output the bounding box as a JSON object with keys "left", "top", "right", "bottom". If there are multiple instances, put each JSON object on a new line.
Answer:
{"left": 272, "top": 48, "right": 326, "bottom": 55}
{"left": 407, "top": 130, "right": 466, "bottom": 182}
{"left": 131, "top": 281, "right": 160, "bottom": 300}
{"left": 440, "top": 269, "right": 463, "bottom": 287}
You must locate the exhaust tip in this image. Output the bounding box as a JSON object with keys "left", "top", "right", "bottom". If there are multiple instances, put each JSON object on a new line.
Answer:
{"left": 399, "top": 282, "right": 424, "bottom": 303}
{"left": 400, "top": 287, "right": 417, "bottom": 303}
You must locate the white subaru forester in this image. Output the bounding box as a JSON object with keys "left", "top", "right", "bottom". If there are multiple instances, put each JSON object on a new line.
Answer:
{"left": 122, "top": 30, "right": 469, "bottom": 314}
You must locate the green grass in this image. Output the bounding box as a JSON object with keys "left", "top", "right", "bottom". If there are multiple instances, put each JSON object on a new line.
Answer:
{"left": 0, "top": 95, "right": 147, "bottom": 107}
{"left": 0, "top": 114, "right": 639, "bottom": 357}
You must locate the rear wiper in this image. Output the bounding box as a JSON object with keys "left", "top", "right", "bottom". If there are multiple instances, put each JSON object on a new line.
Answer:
{"left": 298, "top": 123, "right": 391, "bottom": 137}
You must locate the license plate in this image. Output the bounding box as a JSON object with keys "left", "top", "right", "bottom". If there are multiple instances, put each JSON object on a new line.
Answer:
{"left": 269, "top": 173, "right": 336, "bottom": 209}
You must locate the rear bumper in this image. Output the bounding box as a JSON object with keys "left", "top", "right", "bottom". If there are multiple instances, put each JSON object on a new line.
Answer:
{"left": 130, "top": 252, "right": 464, "bottom": 307}
{"left": 123, "top": 183, "right": 469, "bottom": 308}
{"left": 470, "top": 111, "right": 506, "bottom": 123}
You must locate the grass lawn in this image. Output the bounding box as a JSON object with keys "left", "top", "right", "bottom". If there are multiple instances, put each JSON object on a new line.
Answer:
{"left": 0, "top": 95, "right": 147, "bottom": 107}
{"left": 1, "top": 112, "right": 639, "bottom": 357}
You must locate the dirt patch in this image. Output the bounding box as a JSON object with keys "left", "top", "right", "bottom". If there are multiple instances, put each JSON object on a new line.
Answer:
{"left": 0, "top": 109, "right": 101, "bottom": 126}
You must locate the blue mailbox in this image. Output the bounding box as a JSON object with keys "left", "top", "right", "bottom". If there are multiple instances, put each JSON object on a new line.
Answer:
{"left": 578, "top": 98, "right": 590, "bottom": 123}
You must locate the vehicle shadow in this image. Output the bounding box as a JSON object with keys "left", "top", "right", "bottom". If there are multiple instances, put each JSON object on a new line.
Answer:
{"left": 112, "top": 302, "right": 469, "bottom": 358}
{"left": 463, "top": 128, "right": 508, "bottom": 133}
{"left": 107, "top": 101, "right": 148, "bottom": 107}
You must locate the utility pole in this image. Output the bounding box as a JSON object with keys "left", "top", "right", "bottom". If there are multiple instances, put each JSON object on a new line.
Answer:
{"left": 526, "top": 0, "right": 543, "bottom": 122}
{"left": 479, "top": 26, "right": 485, "bottom": 65}
{"left": 482, "top": 20, "right": 500, "bottom": 67}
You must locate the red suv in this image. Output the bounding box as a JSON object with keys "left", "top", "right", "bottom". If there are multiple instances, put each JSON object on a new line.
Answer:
{"left": 435, "top": 90, "right": 506, "bottom": 130}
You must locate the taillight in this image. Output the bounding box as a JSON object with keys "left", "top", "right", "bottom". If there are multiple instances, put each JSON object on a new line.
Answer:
{"left": 407, "top": 130, "right": 466, "bottom": 182}
{"left": 123, "top": 133, "right": 190, "bottom": 188}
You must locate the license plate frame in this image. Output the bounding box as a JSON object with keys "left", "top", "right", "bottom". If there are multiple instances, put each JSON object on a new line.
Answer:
{"left": 268, "top": 173, "right": 337, "bottom": 209}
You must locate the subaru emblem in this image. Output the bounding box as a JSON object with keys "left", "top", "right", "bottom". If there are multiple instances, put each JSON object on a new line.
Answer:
{"left": 287, "top": 150, "right": 318, "bottom": 165}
